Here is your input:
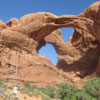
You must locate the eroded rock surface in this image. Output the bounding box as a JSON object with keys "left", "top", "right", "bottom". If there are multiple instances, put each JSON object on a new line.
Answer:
{"left": 0, "top": 1, "right": 100, "bottom": 87}
{"left": 46, "top": 1, "right": 100, "bottom": 77}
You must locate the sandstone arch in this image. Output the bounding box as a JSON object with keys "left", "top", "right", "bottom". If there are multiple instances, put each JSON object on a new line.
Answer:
{"left": 0, "top": 1, "right": 100, "bottom": 86}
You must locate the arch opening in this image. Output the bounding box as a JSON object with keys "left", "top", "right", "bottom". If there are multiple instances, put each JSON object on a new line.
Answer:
{"left": 60, "top": 28, "right": 74, "bottom": 43}
{"left": 39, "top": 28, "right": 74, "bottom": 65}
{"left": 39, "top": 43, "right": 58, "bottom": 64}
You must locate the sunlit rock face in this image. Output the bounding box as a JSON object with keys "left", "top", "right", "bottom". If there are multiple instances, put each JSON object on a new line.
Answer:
{"left": 0, "top": 1, "right": 100, "bottom": 87}
{"left": 45, "top": 1, "right": 100, "bottom": 77}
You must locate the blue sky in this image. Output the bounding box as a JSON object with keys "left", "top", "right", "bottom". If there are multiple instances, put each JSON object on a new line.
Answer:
{"left": 0, "top": 0, "right": 99, "bottom": 64}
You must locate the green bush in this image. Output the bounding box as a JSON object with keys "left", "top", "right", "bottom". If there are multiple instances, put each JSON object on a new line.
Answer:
{"left": 21, "top": 87, "right": 30, "bottom": 95}
{"left": 0, "top": 82, "right": 6, "bottom": 99}
{"left": 82, "top": 78, "right": 100, "bottom": 100}
{"left": 38, "top": 85, "right": 56, "bottom": 98}
{"left": 23, "top": 82, "right": 30, "bottom": 89}
{"left": 30, "top": 89, "right": 40, "bottom": 97}
{"left": 0, "top": 79, "right": 4, "bottom": 85}
{"left": 70, "top": 89, "right": 96, "bottom": 100}
{"left": 15, "top": 79, "right": 100, "bottom": 100}
{"left": 41, "top": 95, "right": 52, "bottom": 100}
{"left": 55, "top": 82, "right": 78, "bottom": 100}
{"left": 31, "top": 84, "right": 37, "bottom": 89}
{"left": 4, "top": 94, "right": 13, "bottom": 100}
{"left": 0, "top": 79, "right": 12, "bottom": 100}
{"left": 22, "top": 82, "right": 39, "bottom": 97}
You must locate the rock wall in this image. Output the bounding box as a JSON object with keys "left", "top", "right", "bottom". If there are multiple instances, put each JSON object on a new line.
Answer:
{"left": 0, "top": 1, "right": 100, "bottom": 86}
{"left": 45, "top": 1, "right": 100, "bottom": 77}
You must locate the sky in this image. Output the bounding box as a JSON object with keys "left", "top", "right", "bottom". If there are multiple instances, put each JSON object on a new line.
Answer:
{"left": 0, "top": 0, "right": 99, "bottom": 64}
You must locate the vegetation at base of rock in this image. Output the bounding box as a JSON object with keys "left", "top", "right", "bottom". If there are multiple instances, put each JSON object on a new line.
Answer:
{"left": 0, "top": 78, "right": 100, "bottom": 100}
{"left": 24, "top": 96, "right": 27, "bottom": 99}
{"left": 41, "top": 95, "right": 52, "bottom": 100}
{"left": 21, "top": 82, "right": 40, "bottom": 97}
{"left": 82, "top": 78, "right": 100, "bottom": 100}
{"left": 70, "top": 89, "right": 96, "bottom": 100}
{"left": 54, "top": 82, "right": 77, "bottom": 100}
{"left": 38, "top": 85, "right": 56, "bottom": 98}
{"left": 20, "top": 78, "right": 100, "bottom": 100}
{"left": 0, "top": 79, "right": 8, "bottom": 99}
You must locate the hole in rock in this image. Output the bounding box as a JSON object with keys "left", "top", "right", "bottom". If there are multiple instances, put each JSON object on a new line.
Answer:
{"left": 39, "top": 28, "right": 74, "bottom": 64}
{"left": 60, "top": 28, "right": 74, "bottom": 43}
{"left": 39, "top": 43, "right": 58, "bottom": 64}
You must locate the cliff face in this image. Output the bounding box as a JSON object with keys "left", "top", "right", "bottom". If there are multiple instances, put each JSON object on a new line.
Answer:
{"left": 0, "top": 1, "right": 100, "bottom": 87}
{"left": 45, "top": 28, "right": 100, "bottom": 76}
{"left": 45, "top": 1, "right": 100, "bottom": 77}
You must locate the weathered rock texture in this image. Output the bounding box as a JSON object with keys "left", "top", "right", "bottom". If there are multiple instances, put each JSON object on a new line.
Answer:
{"left": 46, "top": 1, "right": 100, "bottom": 77}
{"left": 0, "top": 1, "right": 100, "bottom": 87}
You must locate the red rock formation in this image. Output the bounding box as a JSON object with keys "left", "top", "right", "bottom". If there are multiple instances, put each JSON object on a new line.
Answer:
{"left": 0, "top": 1, "right": 100, "bottom": 87}
{"left": 46, "top": 1, "right": 100, "bottom": 77}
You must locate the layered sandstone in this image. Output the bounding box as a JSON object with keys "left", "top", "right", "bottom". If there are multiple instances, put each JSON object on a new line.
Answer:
{"left": 0, "top": 1, "right": 100, "bottom": 87}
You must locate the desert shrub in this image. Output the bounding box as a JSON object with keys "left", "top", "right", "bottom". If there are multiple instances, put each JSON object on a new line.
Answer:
{"left": 21, "top": 83, "right": 30, "bottom": 95}
{"left": 21, "top": 82, "right": 39, "bottom": 97}
{"left": 3, "top": 94, "right": 13, "bottom": 100}
{"left": 0, "top": 82, "right": 6, "bottom": 99}
{"left": 22, "top": 82, "right": 32, "bottom": 94}
{"left": 2, "top": 79, "right": 9, "bottom": 83}
{"left": 0, "top": 79, "right": 4, "bottom": 85}
{"left": 32, "top": 89, "right": 40, "bottom": 97}
{"left": 31, "top": 84, "right": 37, "bottom": 89}
{"left": 8, "top": 86, "right": 13, "bottom": 90}
{"left": 55, "top": 82, "right": 78, "bottom": 100}
{"left": 39, "top": 82, "right": 77, "bottom": 100}
{"left": 41, "top": 95, "right": 52, "bottom": 100}
{"left": 27, "top": 89, "right": 40, "bottom": 97}
{"left": 70, "top": 89, "right": 96, "bottom": 100}
{"left": 21, "top": 87, "right": 30, "bottom": 95}
{"left": 82, "top": 78, "right": 100, "bottom": 100}
{"left": 0, "top": 79, "right": 13, "bottom": 100}
{"left": 38, "top": 85, "right": 56, "bottom": 98}
{"left": 23, "top": 82, "right": 30, "bottom": 89}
